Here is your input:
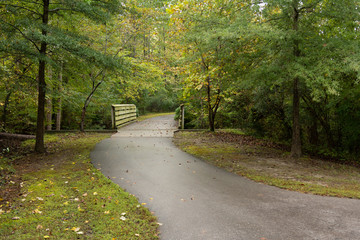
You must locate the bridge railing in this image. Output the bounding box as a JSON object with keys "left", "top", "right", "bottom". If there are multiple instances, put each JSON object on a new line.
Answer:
{"left": 111, "top": 104, "right": 137, "bottom": 129}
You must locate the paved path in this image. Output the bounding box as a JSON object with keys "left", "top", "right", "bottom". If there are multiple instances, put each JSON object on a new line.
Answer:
{"left": 91, "top": 115, "right": 360, "bottom": 240}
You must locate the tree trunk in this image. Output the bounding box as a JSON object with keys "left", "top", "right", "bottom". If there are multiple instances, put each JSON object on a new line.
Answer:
{"left": 291, "top": 77, "right": 302, "bottom": 158}
{"left": 56, "top": 98, "right": 62, "bottom": 130}
{"left": 35, "top": 0, "right": 49, "bottom": 153}
{"left": 208, "top": 109, "right": 215, "bottom": 132}
{"left": 56, "top": 62, "right": 63, "bottom": 131}
{"left": 46, "top": 96, "right": 52, "bottom": 131}
{"left": 290, "top": 1, "right": 302, "bottom": 158}
{"left": 80, "top": 106, "right": 86, "bottom": 132}
{"left": 45, "top": 68, "right": 52, "bottom": 131}
{"left": 206, "top": 78, "right": 215, "bottom": 132}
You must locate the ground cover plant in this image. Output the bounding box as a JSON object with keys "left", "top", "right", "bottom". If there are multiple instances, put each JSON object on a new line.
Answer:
{"left": 0, "top": 133, "right": 159, "bottom": 240}
{"left": 173, "top": 131, "right": 360, "bottom": 199}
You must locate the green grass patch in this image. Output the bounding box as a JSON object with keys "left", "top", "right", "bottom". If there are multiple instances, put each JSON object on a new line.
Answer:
{"left": 174, "top": 131, "right": 360, "bottom": 199}
{"left": 137, "top": 112, "right": 175, "bottom": 122}
{"left": 0, "top": 156, "right": 15, "bottom": 185}
{"left": 0, "top": 133, "right": 159, "bottom": 239}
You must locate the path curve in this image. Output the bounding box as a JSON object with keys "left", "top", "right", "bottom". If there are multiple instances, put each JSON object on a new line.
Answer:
{"left": 91, "top": 115, "right": 360, "bottom": 240}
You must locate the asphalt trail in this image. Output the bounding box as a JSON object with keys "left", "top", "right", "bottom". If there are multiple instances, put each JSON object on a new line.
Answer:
{"left": 91, "top": 115, "right": 360, "bottom": 240}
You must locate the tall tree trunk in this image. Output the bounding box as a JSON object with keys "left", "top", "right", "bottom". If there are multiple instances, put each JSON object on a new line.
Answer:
{"left": 291, "top": 77, "right": 301, "bottom": 157}
{"left": 46, "top": 96, "right": 52, "bottom": 131}
{"left": 45, "top": 68, "right": 52, "bottom": 131}
{"left": 56, "top": 63, "right": 63, "bottom": 131}
{"left": 56, "top": 98, "right": 62, "bottom": 130}
{"left": 35, "top": 0, "right": 49, "bottom": 153}
{"left": 290, "top": 1, "right": 302, "bottom": 158}
{"left": 206, "top": 77, "right": 221, "bottom": 132}
{"left": 80, "top": 106, "right": 87, "bottom": 132}
{"left": 206, "top": 77, "right": 215, "bottom": 132}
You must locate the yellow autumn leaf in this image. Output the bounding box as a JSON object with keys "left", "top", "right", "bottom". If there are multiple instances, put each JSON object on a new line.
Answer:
{"left": 71, "top": 227, "right": 80, "bottom": 232}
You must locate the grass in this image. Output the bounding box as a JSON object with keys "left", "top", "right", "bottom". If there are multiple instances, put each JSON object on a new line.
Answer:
{"left": 173, "top": 130, "right": 360, "bottom": 199}
{"left": 137, "top": 112, "right": 174, "bottom": 122}
{"left": 0, "top": 133, "right": 159, "bottom": 240}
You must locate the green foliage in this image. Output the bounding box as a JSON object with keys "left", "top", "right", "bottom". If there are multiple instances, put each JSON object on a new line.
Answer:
{"left": 1, "top": 0, "right": 360, "bottom": 160}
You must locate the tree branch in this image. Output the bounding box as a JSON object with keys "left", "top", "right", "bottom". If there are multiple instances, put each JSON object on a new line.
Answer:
{"left": 0, "top": 4, "right": 41, "bottom": 16}
{"left": 0, "top": 19, "right": 40, "bottom": 52}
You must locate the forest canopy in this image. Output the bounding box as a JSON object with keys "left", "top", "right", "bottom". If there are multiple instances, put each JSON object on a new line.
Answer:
{"left": 0, "top": 0, "right": 359, "bottom": 159}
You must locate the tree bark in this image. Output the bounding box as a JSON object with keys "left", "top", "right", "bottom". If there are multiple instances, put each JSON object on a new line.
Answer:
{"left": 56, "top": 62, "right": 63, "bottom": 130}
{"left": 35, "top": 0, "right": 49, "bottom": 153}
{"left": 290, "top": 1, "right": 302, "bottom": 158}
{"left": 291, "top": 77, "right": 302, "bottom": 157}
{"left": 206, "top": 77, "right": 221, "bottom": 132}
{"left": 46, "top": 96, "right": 52, "bottom": 131}
{"left": 45, "top": 68, "right": 52, "bottom": 131}
{"left": 207, "top": 78, "right": 215, "bottom": 132}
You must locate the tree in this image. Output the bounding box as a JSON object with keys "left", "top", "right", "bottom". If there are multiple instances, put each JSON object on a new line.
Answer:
{"left": 250, "top": 0, "right": 360, "bottom": 157}
{"left": 169, "top": 0, "right": 253, "bottom": 131}
{"left": 0, "top": 0, "right": 122, "bottom": 152}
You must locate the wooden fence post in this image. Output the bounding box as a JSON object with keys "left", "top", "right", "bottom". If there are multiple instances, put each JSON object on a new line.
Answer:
{"left": 180, "top": 104, "right": 185, "bottom": 130}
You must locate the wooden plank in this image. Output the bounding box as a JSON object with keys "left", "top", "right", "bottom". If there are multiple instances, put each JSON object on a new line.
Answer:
{"left": 111, "top": 104, "right": 137, "bottom": 129}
